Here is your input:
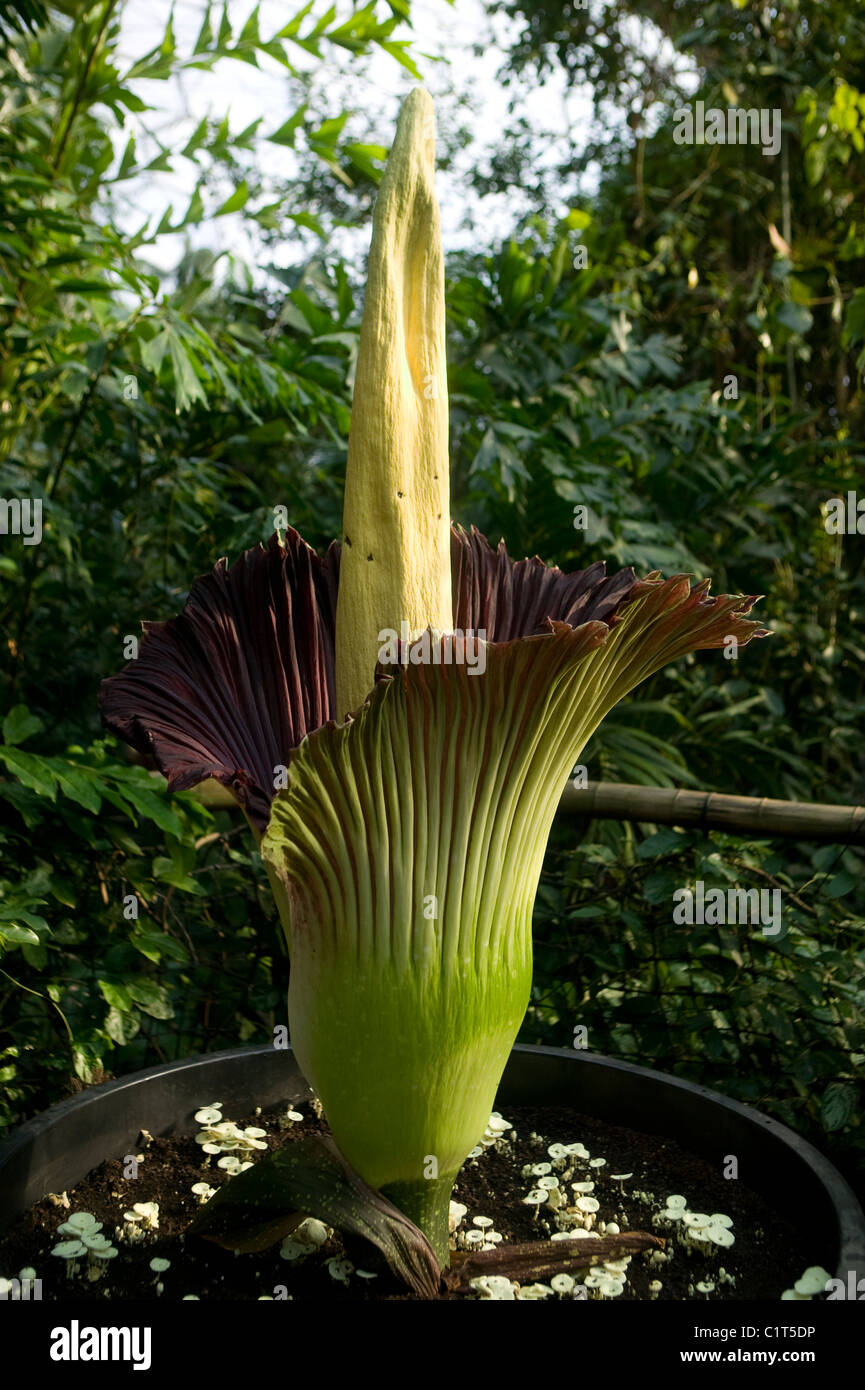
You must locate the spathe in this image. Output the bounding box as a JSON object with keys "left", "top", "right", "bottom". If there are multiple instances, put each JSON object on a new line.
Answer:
{"left": 99, "top": 524, "right": 646, "bottom": 832}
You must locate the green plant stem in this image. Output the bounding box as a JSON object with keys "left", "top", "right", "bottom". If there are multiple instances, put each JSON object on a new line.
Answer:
{"left": 0, "top": 967, "right": 74, "bottom": 1050}
{"left": 379, "top": 1173, "right": 455, "bottom": 1269}
{"left": 50, "top": 0, "right": 119, "bottom": 174}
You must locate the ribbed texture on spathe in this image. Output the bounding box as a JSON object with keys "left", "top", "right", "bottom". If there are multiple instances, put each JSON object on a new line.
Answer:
{"left": 100, "top": 524, "right": 766, "bottom": 837}
{"left": 99, "top": 529, "right": 340, "bottom": 832}
{"left": 450, "top": 523, "right": 637, "bottom": 639}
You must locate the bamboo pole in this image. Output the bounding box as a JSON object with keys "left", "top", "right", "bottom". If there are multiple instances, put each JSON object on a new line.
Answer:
{"left": 558, "top": 782, "right": 865, "bottom": 845}
{"left": 190, "top": 774, "right": 865, "bottom": 844}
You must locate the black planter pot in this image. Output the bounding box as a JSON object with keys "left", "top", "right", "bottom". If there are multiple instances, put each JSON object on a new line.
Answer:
{"left": 1, "top": 1043, "right": 863, "bottom": 1289}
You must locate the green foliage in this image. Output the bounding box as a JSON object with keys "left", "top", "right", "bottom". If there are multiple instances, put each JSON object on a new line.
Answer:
{"left": 0, "top": 1, "right": 376, "bottom": 735}
{"left": 0, "top": 0, "right": 402, "bottom": 1133}
{"left": 444, "top": 219, "right": 863, "bottom": 811}
{"left": 0, "top": 1, "right": 46, "bottom": 40}
{"left": 0, "top": 707, "right": 286, "bottom": 1132}
{"left": 525, "top": 831, "right": 865, "bottom": 1169}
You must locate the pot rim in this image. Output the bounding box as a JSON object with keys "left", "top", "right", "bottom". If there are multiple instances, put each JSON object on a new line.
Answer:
{"left": 1, "top": 1042, "right": 862, "bottom": 1284}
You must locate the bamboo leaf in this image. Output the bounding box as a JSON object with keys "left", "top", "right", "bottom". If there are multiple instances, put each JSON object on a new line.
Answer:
{"left": 267, "top": 104, "right": 307, "bottom": 148}
{"left": 193, "top": 2, "right": 214, "bottom": 53}
{"left": 215, "top": 180, "right": 250, "bottom": 217}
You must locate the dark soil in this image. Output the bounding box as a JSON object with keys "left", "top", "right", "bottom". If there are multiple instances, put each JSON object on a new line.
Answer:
{"left": 0, "top": 1100, "right": 814, "bottom": 1301}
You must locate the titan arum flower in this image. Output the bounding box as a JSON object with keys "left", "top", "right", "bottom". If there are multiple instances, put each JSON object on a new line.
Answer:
{"left": 100, "top": 88, "right": 768, "bottom": 1266}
